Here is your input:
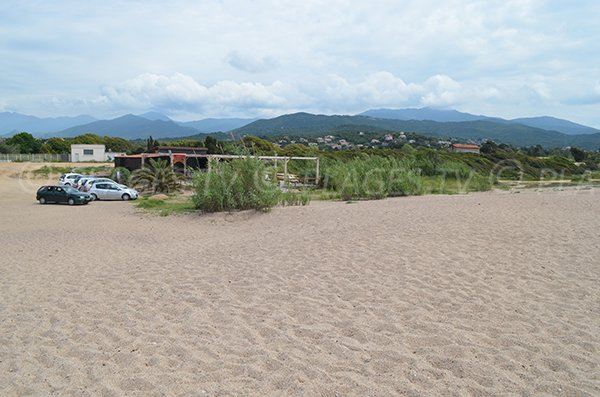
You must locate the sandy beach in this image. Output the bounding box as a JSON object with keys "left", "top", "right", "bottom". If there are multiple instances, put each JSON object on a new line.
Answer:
{"left": 0, "top": 162, "right": 599, "bottom": 396}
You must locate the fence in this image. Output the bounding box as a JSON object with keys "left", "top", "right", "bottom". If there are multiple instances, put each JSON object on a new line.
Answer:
{"left": 0, "top": 153, "right": 71, "bottom": 162}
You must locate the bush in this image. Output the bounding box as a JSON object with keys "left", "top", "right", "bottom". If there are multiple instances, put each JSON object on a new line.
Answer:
{"left": 110, "top": 167, "right": 132, "bottom": 185}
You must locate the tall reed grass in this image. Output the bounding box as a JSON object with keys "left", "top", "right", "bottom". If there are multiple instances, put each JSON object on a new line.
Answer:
{"left": 192, "top": 157, "right": 310, "bottom": 212}
{"left": 322, "top": 155, "right": 493, "bottom": 200}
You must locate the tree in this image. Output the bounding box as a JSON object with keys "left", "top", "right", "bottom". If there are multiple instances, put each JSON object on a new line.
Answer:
{"left": 241, "top": 136, "right": 277, "bottom": 155}
{"left": 146, "top": 136, "right": 159, "bottom": 152}
{"left": 41, "top": 138, "right": 71, "bottom": 154}
{"left": 523, "top": 144, "right": 546, "bottom": 157}
{"left": 570, "top": 146, "right": 586, "bottom": 162}
{"left": 0, "top": 139, "right": 20, "bottom": 154}
{"left": 204, "top": 136, "right": 221, "bottom": 154}
{"left": 6, "top": 132, "right": 42, "bottom": 153}
{"left": 131, "top": 158, "right": 180, "bottom": 194}
{"left": 72, "top": 134, "right": 103, "bottom": 145}
{"left": 480, "top": 140, "right": 498, "bottom": 154}
{"left": 103, "top": 136, "right": 133, "bottom": 153}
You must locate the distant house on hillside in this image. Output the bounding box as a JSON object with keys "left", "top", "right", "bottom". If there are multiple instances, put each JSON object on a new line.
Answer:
{"left": 449, "top": 143, "right": 480, "bottom": 154}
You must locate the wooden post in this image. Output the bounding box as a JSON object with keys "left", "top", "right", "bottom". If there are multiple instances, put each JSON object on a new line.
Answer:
{"left": 315, "top": 157, "right": 320, "bottom": 185}
{"left": 284, "top": 158, "right": 289, "bottom": 187}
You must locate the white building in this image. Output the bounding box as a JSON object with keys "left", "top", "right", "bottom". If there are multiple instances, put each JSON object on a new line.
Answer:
{"left": 71, "top": 144, "right": 126, "bottom": 162}
{"left": 71, "top": 144, "right": 105, "bottom": 162}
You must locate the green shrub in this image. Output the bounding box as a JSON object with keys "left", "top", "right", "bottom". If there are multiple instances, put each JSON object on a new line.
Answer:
{"left": 110, "top": 167, "right": 131, "bottom": 185}
{"left": 32, "top": 165, "right": 71, "bottom": 177}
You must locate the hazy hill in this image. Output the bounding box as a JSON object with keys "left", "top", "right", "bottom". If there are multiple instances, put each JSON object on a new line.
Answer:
{"left": 54, "top": 114, "right": 200, "bottom": 139}
{"left": 360, "top": 107, "right": 488, "bottom": 123}
{"left": 511, "top": 116, "right": 599, "bottom": 135}
{"left": 235, "top": 112, "right": 377, "bottom": 135}
{"left": 138, "top": 112, "right": 172, "bottom": 121}
{"left": 0, "top": 112, "right": 97, "bottom": 137}
{"left": 179, "top": 118, "right": 257, "bottom": 133}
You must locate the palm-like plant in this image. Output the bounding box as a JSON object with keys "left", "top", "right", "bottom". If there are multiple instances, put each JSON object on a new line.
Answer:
{"left": 132, "top": 158, "right": 180, "bottom": 194}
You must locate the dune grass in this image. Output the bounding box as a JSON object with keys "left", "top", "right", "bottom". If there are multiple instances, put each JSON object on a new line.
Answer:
{"left": 321, "top": 155, "right": 495, "bottom": 200}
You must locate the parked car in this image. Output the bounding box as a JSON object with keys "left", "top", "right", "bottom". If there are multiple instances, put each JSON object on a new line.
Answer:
{"left": 59, "top": 173, "right": 83, "bottom": 186}
{"left": 88, "top": 182, "right": 138, "bottom": 201}
{"left": 81, "top": 177, "right": 121, "bottom": 192}
{"left": 73, "top": 175, "right": 96, "bottom": 189}
{"left": 36, "top": 185, "right": 92, "bottom": 205}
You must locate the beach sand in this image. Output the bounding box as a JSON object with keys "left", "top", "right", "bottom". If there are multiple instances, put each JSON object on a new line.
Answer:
{"left": 0, "top": 162, "right": 599, "bottom": 396}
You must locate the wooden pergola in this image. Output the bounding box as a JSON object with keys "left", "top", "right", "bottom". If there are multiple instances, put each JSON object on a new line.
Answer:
{"left": 202, "top": 154, "right": 320, "bottom": 185}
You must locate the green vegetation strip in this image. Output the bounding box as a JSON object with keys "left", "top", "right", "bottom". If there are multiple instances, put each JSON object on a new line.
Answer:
{"left": 136, "top": 197, "right": 196, "bottom": 217}
{"left": 32, "top": 165, "right": 113, "bottom": 177}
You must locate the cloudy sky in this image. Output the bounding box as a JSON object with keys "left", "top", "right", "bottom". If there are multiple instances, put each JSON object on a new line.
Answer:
{"left": 1, "top": 0, "right": 599, "bottom": 126}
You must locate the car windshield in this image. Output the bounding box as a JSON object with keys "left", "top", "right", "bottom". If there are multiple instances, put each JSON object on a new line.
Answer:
{"left": 63, "top": 186, "right": 80, "bottom": 194}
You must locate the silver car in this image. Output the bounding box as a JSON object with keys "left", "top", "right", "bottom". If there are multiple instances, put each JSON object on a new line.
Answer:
{"left": 88, "top": 182, "right": 139, "bottom": 201}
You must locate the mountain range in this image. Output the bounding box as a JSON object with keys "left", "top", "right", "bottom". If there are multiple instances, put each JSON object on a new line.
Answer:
{"left": 359, "top": 108, "right": 600, "bottom": 135}
{"left": 231, "top": 111, "right": 600, "bottom": 149}
{"left": 1, "top": 108, "right": 600, "bottom": 149}
{"left": 0, "top": 112, "right": 257, "bottom": 139}
{"left": 0, "top": 112, "right": 97, "bottom": 136}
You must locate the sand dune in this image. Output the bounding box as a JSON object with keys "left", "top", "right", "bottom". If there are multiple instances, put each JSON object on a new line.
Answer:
{"left": 0, "top": 162, "right": 599, "bottom": 396}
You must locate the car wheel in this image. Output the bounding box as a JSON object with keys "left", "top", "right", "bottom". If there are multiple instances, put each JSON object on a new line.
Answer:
{"left": 90, "top": 193, "right": 98, "bottom": 201}
{"left": 39, "top": 197, "right": 46, "bottom": 204}
{"left": 68, "top": 198, "right": 75, "bottom": 206}
{"left": 122, "top": 193, "right": 131, "bottom": 201}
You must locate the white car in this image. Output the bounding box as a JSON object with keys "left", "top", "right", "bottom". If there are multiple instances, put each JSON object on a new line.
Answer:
{"left": 80, "top": 177, "right": 116, "bottom": 192}
{"left": 59, "top": 173, "right": 83, "bottom": 186}
{"left": 88, "top": 182, "right": 138, "bottom": 201}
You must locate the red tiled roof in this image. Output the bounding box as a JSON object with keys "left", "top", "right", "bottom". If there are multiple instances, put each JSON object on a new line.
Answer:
{"left": 451, "top": 144, "right": 480, "bottom": 149}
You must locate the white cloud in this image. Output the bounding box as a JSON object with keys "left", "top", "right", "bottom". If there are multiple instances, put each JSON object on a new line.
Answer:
{"left": 98, "top": 73, "right": 299, "bottom": 116}
{"left": 94, "top": 71, "right": 484, "bottom": 117}
{"left": 2, "top": 0, "right": 600, "bottom": 126}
